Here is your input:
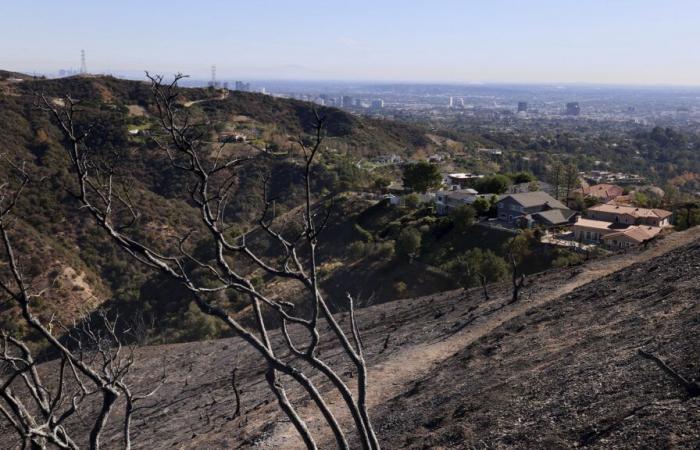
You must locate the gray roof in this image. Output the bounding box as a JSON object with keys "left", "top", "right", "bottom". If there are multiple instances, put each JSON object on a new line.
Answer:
{"left": 501, "top": 191, "right": 567, "bottom": 209}
{"left": 438, "top": 189, "right": 478, "bottom": 200}
{"left": 530, "top": 208, "right": 577, "bottom": 225}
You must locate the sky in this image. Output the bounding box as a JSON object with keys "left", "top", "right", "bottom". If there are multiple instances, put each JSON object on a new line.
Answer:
{"left": 1, "top": 0, "right": 699, "bottom": 85}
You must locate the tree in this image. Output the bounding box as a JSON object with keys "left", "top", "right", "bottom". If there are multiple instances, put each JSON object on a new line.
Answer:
{"left": 450, "top": 205, "right": 476, "bottom": 231}
{"left": 40, "top": 75, "right": 381, "bottom": 450}
{"left": 568, "top": 192, "right": 586, "bottom": 211}
{"left": 402, "top": 161, "right": 442, "bottom": 193}
{"left": 0, "top": 163, "right": 163, "bottom": 450}
{"left": 548, "top": 162, "right": 564, "bottom": 200}
{"left": 503, "top": 229, "right": 534, "bottom": 265}
{"left": 396, "top": 228, "right": 422, "bottom": 261}
{"left": 563, "top": 164, "right": 579, "bottom": 200}
{"left": 403, "top": 193, "right": 421, "bottom": 210}
{"left": 475, "top": 175, "right": 511, "bottom": 194}
{"left": 506, "top": 233, "right": 527, "bottom": 304}
{"left": 509, "top": 171, "right": 535, "bottom": 184}
{"left": 472, "top": 196, "right": 491, "bottom": 216}
{"left": 373, "top": 176, "right": 391, "bottom": 191}
{"left": 674, "top": 201, "right": 700, "bottom": 230}
{"left": 446, "top": 248, "right": 508, "bottom": 294}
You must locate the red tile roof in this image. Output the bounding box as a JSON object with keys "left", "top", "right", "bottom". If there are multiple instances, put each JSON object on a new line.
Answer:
{"left": 588, "top": 204, "right": 672, "bottom": 219}
{"left": 578, "top": 184, "right": 624, "bottom": 199}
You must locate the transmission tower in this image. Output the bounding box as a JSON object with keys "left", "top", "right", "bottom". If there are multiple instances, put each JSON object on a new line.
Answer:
{"left": 80, "top": 50, "right": 87, "bottom": 74}
{"left": 210, "top": 65, "right": 217, "bottom": 88}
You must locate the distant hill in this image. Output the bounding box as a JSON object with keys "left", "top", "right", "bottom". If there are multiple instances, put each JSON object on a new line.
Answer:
{"left": 0, "top": 69, "right": 34, "bottom": 80}
{"left": 0, "top": 71, "right": 433, "bottom": 342}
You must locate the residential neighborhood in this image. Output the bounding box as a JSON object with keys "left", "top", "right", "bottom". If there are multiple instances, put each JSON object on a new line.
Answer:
{"left": 385, "top": 166, "right": 674, "bottom": 251}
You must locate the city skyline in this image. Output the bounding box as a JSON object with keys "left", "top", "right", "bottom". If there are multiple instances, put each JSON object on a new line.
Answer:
{"left": 2, "top": 0, "right": 700, "bottom": 86}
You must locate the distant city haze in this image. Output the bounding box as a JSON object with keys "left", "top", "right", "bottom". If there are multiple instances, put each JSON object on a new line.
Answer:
{"left": 2, "top": 0, "right": 700, "bottom": 86}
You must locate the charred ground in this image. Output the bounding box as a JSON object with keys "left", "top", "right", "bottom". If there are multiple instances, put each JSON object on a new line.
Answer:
{"left": 3, "top": 226, "right": 696, "bottom": 449}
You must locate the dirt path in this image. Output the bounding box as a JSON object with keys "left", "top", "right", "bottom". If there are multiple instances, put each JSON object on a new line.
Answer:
{"left": 183, "top": 91, "right": 228, "bottom": 108}
{"left": 257, "top": 227, "right": 700, "bottom": 448}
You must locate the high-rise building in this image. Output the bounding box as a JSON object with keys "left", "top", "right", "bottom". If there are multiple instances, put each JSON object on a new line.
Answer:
{"left": 448, "top": 96, "right": 454, "bottom": 108}
{"left": 565, "top": 102, "right": 581, "bottom": 116}
{"left": 342, "top": 96, "right": 353, "bottom": 107}
{"left": 234, "top": 81, "right": 251, "bottom": 92}
{"left": 517, "top": 101, "right": 528, "bottom": 112}
{"left": 371, "top": 99, "right": 384, "bottom": 109}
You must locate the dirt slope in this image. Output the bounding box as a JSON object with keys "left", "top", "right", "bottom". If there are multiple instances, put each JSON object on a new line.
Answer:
{"left": 257, "top": 227, "right": 700, "bottom": 449}
{"left": 3, "top": 227, "right": 699, "bottom": 449}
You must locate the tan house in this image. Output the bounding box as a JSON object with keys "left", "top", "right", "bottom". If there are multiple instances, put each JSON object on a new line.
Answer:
{"left": 586, "top": 204, "right": 672, "bottom": 227}
{"left": 572, "top": 217, "right": 662, "bottom": 247}
{"left": 572, "top": 218, "right": 618, "bottom": 243}
{"left": 602, "top": 226, "right": 662, "bottom": 248}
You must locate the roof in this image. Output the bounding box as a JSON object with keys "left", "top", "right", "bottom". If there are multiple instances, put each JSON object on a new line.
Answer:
{"left": 438, "top": 189, "right": 478, "bottom": 200}
{"left": 578, "top": 183, "right": 624, "bottom": 199}
{"left": 573, "top": 218, "right": 615, "bottom": 231}
{"left": 530, "top": 209, "right": 577, "bottom": 225}
{"left": 447, "top": 173, "right": 481, "bottom": 180}
{"left": 500, "top": 191, "right": 567, "bottom": 209}
{"left": 602, "top": 226, "right": 661, "bottom": 244}
{"left": 588, "top": 204, "right": 672, "bottom": 219}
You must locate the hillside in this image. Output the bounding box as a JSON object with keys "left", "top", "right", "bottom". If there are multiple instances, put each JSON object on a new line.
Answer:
{"left": 0, "top": 71, "right": 434, "bottom": 341}
{"left": 7, "top": 225, "right": 696, "bottom": 449}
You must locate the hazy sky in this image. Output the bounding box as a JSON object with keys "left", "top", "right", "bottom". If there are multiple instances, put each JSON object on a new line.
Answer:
{"left": 2, "top": 0, "right": 699, "bottom": 85}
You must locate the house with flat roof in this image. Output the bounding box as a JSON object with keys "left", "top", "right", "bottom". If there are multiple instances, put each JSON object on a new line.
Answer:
{"left": 443, "top": 173, "right": 483, "bottom": 190}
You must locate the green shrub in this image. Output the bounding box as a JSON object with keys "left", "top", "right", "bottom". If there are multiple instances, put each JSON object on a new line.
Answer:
{"left": 450, "top": 205, "right": 476, "bottom": 232}
{"left": 372, "top": 241, "right": 396, "bottom": 260}
{"left": 396, "top": 228, "right": 422, "bottom": 261}
{"left": 349, "top": 241, "right": 368, "bottom": 259}
{"left": 403, "top": 193, "right": 421, "bottom": 210}
{"left": 354, "top": 223, "right": 374, "bottom": 243}
{"left": 393, "top": 281, "right": 407, "bottom": 296}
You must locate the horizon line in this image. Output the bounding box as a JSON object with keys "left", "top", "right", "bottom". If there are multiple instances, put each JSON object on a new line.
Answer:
{"left": 6, "top": 67, "right": 700, "bottom": 90}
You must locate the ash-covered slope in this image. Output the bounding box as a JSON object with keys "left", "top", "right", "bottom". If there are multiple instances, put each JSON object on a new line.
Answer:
{"left": 375, "top": 233, "right": 700, "bottom": 449}
{"left": 3, "top": 228, "right": 698, "bottom": 449}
